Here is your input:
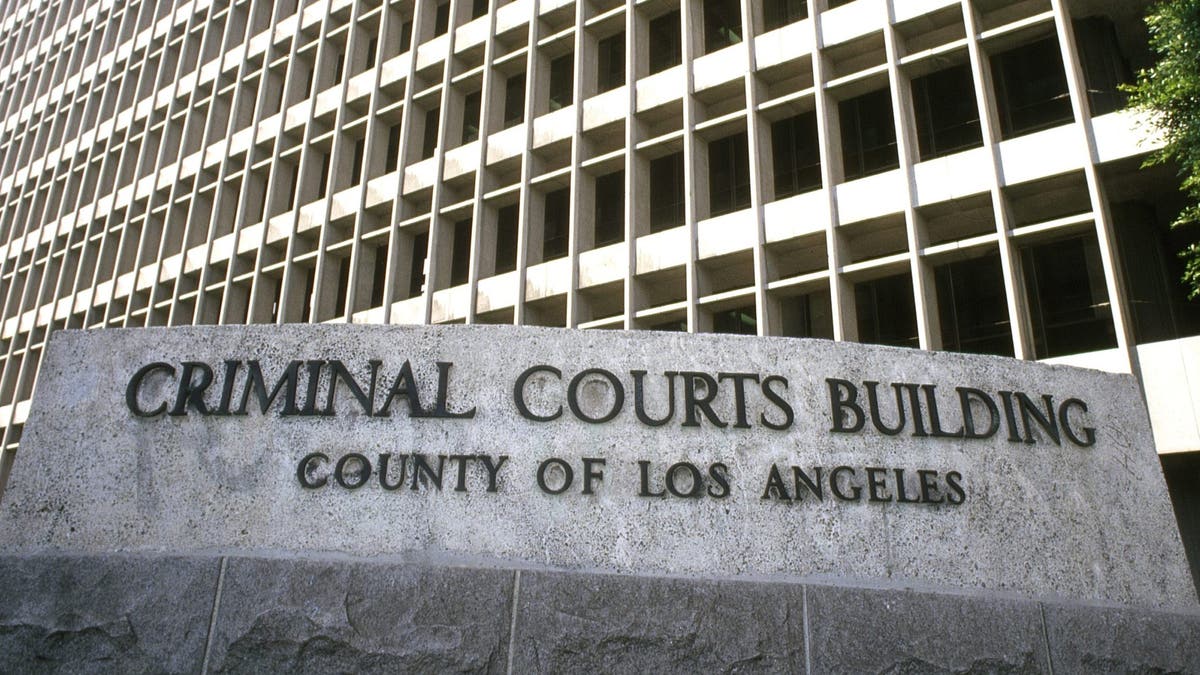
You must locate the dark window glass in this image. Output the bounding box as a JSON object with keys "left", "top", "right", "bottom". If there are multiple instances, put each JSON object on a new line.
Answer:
{"left": 286, "top": 164, "right": 299, "bottom": 209}
{"left": 839, "top": 88, "right": 898, "bottom": 180}
{"left": 651, "top": 319, "right": 687, "bottom": 332}
{"left": 543, "top": 188, "right": 570, "bottom": 260}
{"left": 333, "top": 53, "right": 345, "bottom": 83}
{"left": 472, "top": 0, "right": 488, "bottom": 20}
{"left": 301, "top": 267, "right": 314, "bottom": 322}
{"left": 408, "top": 232, "right": 428, "bottom": 298}
{"left": 350, "top": 138, "right": 364, "bottom": 185}
{"left": 764, "top": 0, "right": 807, "bottom": 31}
{"left": 504, "top": 74, "right": 525, "bottom": 127}
{"left": 451, "top": 219, "right": 472, "bottom": 285}
{"left": 1022, "top": 235, "right": 1117, "bottom": 358}
{"left": 704, "top": 0, "right": 742, "bottom": 53}
{"left": 370, "top": 243, "right": 388, "bottom": 307}
{"left": 827, "top": 0, "right": 854, "bottom": 7}
{"left": 400, "top": 21, "right": 413, "bottom": 53}
{"left": 991, "top": 36, "right": 1073, "bottom": 138}
{"left": 385, "top": 123, "right": 401, "bottom": 172}
{"left": 713, "top": 305, "right": 756, "bottom": 335}
{"left": 1074, "top": 17, "right": 1132, "bottom": 116}
{"left": 1113, "top": 201, "right": 1200, "bottom": 343}
{"left": 317, "top": 153, "right": 330, "bottom": 198}
{"left": 912, "top": 64, "right": 983, "bottom": 160}
{"left": 772, "top": 111, "right": 821, "bottom": 198}
{"left": 856, "top": 273, "right": 918, "bottom": 348}
{"left": 365, "top": 37, "right": 377, "bottom": 70}
{"left": 708, "top": 132, "right": 751, "bottom": 216}
{"left": 598, "top": 33, "right": 624, "bottom": 93}
{"left": 462, "top": 90, "right": 482, "bottom": 144}
{"left": 649, "top": 11, "right": 682, "bottom": 74}
{"left": 549, "top": 54, "right": 573, "bottom": 111}
{"left": 650, "top": 152, "right": 685, "bottom": 232}
{"left": 421, "top": 107, "right": 439, "bottom": 159}
{"left": 495, "top": 204, "right": 518, "bottom": 273}
{"left": 434, "top": 3, "right": 450, "bottom": 36}
{"left": 780, "top": 292, "right": 833, "bottom": 339}
{"left": 594, "top": 170, "right": 624, "bottom": 246}
{"left": 934, "top": 253, "right": 1013, "bottom": 356}
{"left": 334, "top": 256, "right": 351, "bottom": 315}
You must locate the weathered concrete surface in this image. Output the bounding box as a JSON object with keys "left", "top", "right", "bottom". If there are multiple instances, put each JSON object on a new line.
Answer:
{"left": 0, "top": 324, "right": 1193, "bottom": 606}
{"left": 3, "top": 553, "right": 1200, "bottom": 674}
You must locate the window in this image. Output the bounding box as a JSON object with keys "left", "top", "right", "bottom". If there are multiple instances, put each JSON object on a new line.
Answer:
{"left": 385, "top": 123, "right": 401, "bottom": 172}
{"left": 504, "top": 74, "right": 525, "bottom": 127}
{"left": 450, "top": 219, "right": 472, "bottom": 286}
{"left": 408, "top": 233, "right": 429, "bottom": 298}
{"left": 780, "top": 292, "right": 833, "bottom": 338}
{"left": 495, "top": 204, "right": 518, "bottom": 273}
{"left": 912, "top": 64, "right": 982, "bottom": 160}
{"left": 399, "top": 21, "right": 413, "bottom": 53}
{"left": 764, "top": 0, "right": 807, "bottom": 31}
{"left": 365, "top": 37, "right": 377, "bottom": 70}
{"left": 543, "top": 188, "right": 570, "bottom": 260}
{"left": 708, "top": 132, "right": 750, "bottom": 216}
{"left": 597, "top": 33, "right": 624, "bottom": 93}
{"left": 1022, "top": 235, "right": 1116, "bottom": 358}
{"left": 333, "top": 256, "right": 351, "bottom": 315}
{"left": 333, "top": 52, "right": 345, "bottom": 83}
{"left": 421, "top": 107, "right": 439, "bottom": 159}
{"left": 713, "top": 306, "right": 756, "bottom": 335}
{"left": 1074, "top": 17, "right": 1132, "bottom": 116}
{"left": 650, "top": 152, "right": 685, "bottom": 232}
{"left": 472, "top": 0, "right": 488, "bottom": 20}
{"left": 462, "top": 90, "right": 482, "bottom": 144}
{"left": 991, "top": 37, "right": 1073, "bottom": 138}
{"left": 549, "top": 54, "right": 573, "bottom": 111}
{"left": 772, "top": 111, "right": 821, "bottom": 198}
{"left": 649, "top": 11, "right": 681, "bottom": 74}
{"left": 370, "top": 243, "right": 388, "bottom": 307}
{"left": 594, "top": 171, "right": 623, "bottom": 246}
{"left": 317, "top": 153, "right": 330, "bottom": 198}
{"left": 704, "top": 0, "right": 742, "bottom": 53}
{"left": 1113, "top": 201, "right": 1200, "bottom": 343}
{"left": 434, "top": 3, "right": 450, "bottom": 36}
{"left": 839, "top": 88, "right": 898, "bottom": 180}
{"left": 350, "top": 138, "right": 364, "bottom": 185}
{"left": 934, "top": 253, "right": 1013, "bottom": 356}
{"left": 856, "top": 273, "right": 918, "bottom": 348}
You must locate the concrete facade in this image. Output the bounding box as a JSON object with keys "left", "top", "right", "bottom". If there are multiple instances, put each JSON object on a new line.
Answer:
{"left": 2, "top": 0, "right": 1200, "bottom": 498}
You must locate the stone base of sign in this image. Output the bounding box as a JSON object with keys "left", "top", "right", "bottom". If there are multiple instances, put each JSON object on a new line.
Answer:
{"left": 2, "top": 551, "right": 1198, "bottom": 674}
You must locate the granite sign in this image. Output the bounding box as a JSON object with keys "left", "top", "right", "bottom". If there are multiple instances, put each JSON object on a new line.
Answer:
{"left": 0, "top": 324, "right": 1192, "bottom": 607}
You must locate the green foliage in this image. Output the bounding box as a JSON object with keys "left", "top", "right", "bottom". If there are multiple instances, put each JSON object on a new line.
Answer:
{"left": 1126, "top": 0, "right": 1200, "bottom": 297}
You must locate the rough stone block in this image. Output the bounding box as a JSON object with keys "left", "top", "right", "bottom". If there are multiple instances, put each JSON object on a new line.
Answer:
{"left": 509, "top": 570, "right": 805, "bottom": 673}
{"left": 1043, "top": 602, "right": 1200, "bottom": 673}
{"left": 0, "top": 553, "right": 218, "bottom": 674}
{"left": 204, "top": 556, "right": 514, "bottom": 673}
{"left": 805, "top": 584, "right": 1050, "bottom": 673}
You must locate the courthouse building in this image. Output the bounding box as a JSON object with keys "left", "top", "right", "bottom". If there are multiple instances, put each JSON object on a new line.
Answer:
{"left": 0, "top": 0, "right": 1198, "bottom": 577}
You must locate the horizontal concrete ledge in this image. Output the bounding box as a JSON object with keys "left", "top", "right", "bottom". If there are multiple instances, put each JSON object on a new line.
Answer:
{"left": 2, "top": 552, "right": 1198, "bottom": 674}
